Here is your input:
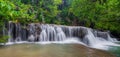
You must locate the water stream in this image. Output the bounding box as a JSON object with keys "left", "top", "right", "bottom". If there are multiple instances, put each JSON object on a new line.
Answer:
{"left": 0, "top": 22, "right": 120, "bottom": 57}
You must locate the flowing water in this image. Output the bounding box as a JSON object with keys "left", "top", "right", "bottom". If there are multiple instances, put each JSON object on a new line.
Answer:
{"left": 6, "top": 22, "right": 119, "bottom": 49}
{"left": 0, "top": 22, "right": 120, "bottom": 57}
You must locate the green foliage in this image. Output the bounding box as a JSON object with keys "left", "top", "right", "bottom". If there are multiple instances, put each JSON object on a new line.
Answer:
{"left": 0, "top": 0, "right": 15, "bottom": 26}
{"left": 0, "top": 35, "right": 9, "bottom": 43}
{"left": 0, "top": 0, "right": 35, "bottom": 25}
{"left": 20, "top": 0, "right": 62, "bottom": 23}
{"left": 0, "top": 0, "right": 120, "bottom": 37}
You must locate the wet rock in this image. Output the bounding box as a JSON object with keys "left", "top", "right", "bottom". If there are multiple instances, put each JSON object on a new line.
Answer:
{"left": 93, "top": 31, "right": 108, "bottom": 38}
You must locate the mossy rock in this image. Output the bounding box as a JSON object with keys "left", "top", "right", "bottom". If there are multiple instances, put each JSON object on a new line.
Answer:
{"left": 0, "top": 35, "right": 9, "bottom": 43}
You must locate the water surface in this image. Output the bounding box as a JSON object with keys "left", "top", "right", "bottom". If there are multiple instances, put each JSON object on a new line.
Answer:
{"left": 108, "top": 42, "right": 120, "bottom": 57}
{"left": 0, "top": 44, "right": 115, "bottom": 57}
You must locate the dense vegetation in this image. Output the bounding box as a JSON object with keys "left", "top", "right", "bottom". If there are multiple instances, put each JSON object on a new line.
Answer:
{"left": 0, "top": 0, "right": 120, "bottom": 41}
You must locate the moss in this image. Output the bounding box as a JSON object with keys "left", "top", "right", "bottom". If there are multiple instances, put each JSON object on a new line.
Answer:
{"left": 0, "top": 35, "right": 9, "bottom": 43}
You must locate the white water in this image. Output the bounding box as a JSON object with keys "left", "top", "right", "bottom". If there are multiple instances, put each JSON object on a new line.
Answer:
{"left": 5, "top": 23, "right": 119, "bottom": 50}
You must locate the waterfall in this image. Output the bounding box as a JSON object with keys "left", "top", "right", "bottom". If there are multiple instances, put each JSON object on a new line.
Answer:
{"left": 8, "top": 21, "right": 13, "bottom": 42}
{"left": 107, "top": 34, "right": 117, "bottom": 42}
{"left": 83, "top": 28, "right": 98, "bottom": 46}
{"left": 6, "top": 22, "right": 119, "bottom": 49}
{"left": 82, "top": 28, "right": 118, "bottom": 49}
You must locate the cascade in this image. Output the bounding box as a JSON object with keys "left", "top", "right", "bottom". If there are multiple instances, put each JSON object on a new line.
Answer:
{"left": 6, "top": 22, "right": 118, "bottom": 49}
{"left": 83, "top": 28, "right": 98, "bottom": 46}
